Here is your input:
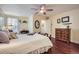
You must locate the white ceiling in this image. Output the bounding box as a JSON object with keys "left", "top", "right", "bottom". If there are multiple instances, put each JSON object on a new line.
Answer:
{"left": 0, "top": 4, "right": 79, "bottom": 16}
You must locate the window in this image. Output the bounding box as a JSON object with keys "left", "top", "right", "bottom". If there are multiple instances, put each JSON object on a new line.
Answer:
{"left": 0, "top": 16, "right": 4, "bottom": 30}
{"left": 7, "top": 17, "right": 19, "bottom": 33}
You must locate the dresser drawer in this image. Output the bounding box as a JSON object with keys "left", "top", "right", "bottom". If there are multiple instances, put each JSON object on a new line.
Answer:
{"left": 55, "top": 28, "right": 71, "bottom": 43}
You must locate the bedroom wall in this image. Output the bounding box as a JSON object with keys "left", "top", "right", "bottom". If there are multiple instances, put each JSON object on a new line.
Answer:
{"left": 28, "top": 15, "right": 33, "bottom": 33}
{"left": 33, "top": 14, "right": 52, "bottom": 34}
{"left": 52, "top": 8, "right": 79, "bottom": 44}
{"left": 0, "top": 8, "right": 32, "bottom": 33}
{"left": 0, "top": 12, "right": 34, "bottom": 33}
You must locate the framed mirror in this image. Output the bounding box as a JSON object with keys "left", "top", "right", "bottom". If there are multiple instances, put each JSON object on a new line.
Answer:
{"left": 35, "top": 20, "right": 40, "bottom": 29}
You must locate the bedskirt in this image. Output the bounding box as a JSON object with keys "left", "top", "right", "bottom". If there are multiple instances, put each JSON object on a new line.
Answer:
{"left": 28, "top": 46, "right": 51, "bottom": 54}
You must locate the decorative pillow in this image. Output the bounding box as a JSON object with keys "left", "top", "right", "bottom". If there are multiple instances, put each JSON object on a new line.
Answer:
{"left": 0, "top": 31, "right": 9, "bottom": 43}
{"left": 2, "top": 30, "right": 17, "bottom": 40}
{"left": 2, "top": 30, "right": 10, "bottom": 37}
{"left": 9, "top": 32, "right": 17, "bottom": 40}
{"left": 27, "top": 33, "right": 35, "bottom": 35}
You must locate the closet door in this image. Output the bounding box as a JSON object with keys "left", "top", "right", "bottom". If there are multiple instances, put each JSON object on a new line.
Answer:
{"left": 41, "top": 20, "right": 46, "bottom": 33}
{"left": 41, "top": 20, "right": 51, "bottom": 34}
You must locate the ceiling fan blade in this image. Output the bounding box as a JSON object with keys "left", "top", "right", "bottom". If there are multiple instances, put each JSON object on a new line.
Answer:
{"left": 35, "top": 12, "right": 39, "bottom": 15}
{"left": 31, "top": 8, "right": 38, "bottom": 10}
{"left": 46, "top": 9, "right": 53, "bottom": 11}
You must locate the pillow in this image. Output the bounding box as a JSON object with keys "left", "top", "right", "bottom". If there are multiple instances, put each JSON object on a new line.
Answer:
{"left": 33, "top": 33, "right": 43, "bottom": 37}
{"left": 2, "top": 30, "right": 12, "bottom": 40}
{"left": 3, "top": 30, "right": 17, "bottom": 40}
{"left": 2, "top": 30, "right": 10, "bottom": 37}
{"left": 9, "top": 32, "right": 17, "bottom": 40}
{"left": 27, "top": 33, "right": 35, "bottom": 35}
{"left": 0, "top": 31, "right": 9, "bottom": 43}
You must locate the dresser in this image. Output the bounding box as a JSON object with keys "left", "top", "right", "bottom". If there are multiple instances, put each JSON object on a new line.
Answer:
{"left": 55, "top": 28, "right": 71, "bottom": 43}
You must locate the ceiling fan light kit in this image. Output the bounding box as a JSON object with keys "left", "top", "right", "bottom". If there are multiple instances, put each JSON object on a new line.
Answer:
{"left": 31, "top": 4, "right": 53, "bottom": 15}
{"left": 40, "top": 10, "right": 43, "bottom": 13}
{"left": 41, "top": 6, "right": 45, "bottom": 10}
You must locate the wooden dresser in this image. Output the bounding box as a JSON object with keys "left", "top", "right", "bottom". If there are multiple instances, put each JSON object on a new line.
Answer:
{"left": 55, "top": 28, "right": 71, "bottom": 43}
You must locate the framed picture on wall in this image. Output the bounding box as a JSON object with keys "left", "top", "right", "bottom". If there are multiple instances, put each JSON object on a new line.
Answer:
{"left": 62, "top": 16, "right": 69, "bottom": 23}
{"left": 57, "top": 18, "right": 61, "bottom": 24}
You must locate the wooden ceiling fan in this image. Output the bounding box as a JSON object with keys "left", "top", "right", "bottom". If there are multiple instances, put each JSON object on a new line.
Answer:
{"left": 31, "top": 4, "right": 53, "bottom": 15}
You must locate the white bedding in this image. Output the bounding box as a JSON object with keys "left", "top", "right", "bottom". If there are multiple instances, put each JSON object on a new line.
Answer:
{"left": 0, "top": 33, "right": 53, "bottom": 54}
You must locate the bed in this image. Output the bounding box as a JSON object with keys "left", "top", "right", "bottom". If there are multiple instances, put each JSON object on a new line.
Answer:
{"left": 0, "top": 33, "right": 53, "bottom": 54}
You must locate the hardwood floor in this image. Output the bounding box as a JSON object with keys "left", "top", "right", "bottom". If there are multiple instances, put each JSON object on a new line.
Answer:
{"left": 47, "top": 38, "right": 79, "bottom": 54}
